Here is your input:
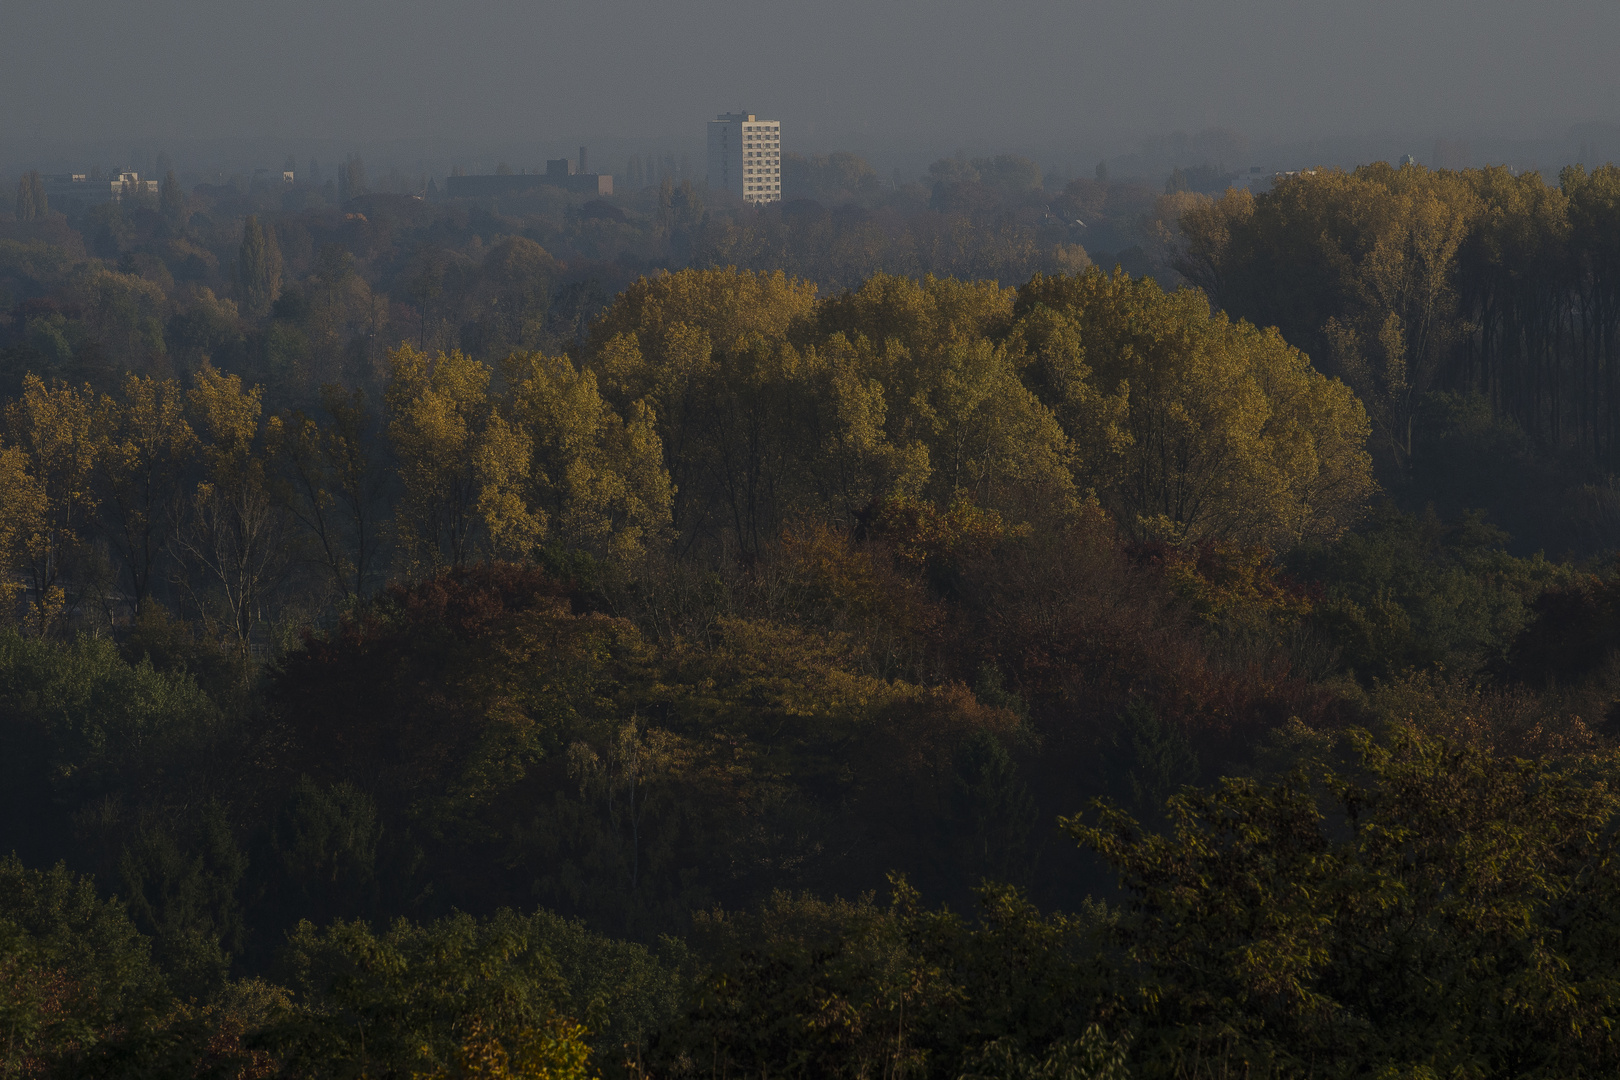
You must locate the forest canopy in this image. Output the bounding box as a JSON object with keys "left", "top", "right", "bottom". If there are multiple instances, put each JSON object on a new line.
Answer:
{"left": 5, "top": 156, "right": 1620, "bottom": 1079}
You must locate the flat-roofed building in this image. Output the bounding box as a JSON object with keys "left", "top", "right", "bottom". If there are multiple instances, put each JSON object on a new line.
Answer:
{"left": 707, "top": 112, "right": 780, "bottom": 204}
{"left": 39, "top": 170, "right": 157, "bottom": 206}
{"left": 445, "top": 171, "right": 611, "bottom": 198}
{"left": 444, "top": 147, "right": 612, "bottom": 198}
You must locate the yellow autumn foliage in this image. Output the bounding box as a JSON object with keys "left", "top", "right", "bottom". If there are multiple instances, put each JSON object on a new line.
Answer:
{"left": 413, "top": 1015, "right": 595, "bottom": 1080}
{"left": 1014, "top": 270, "right": 1375, "bottom": 547}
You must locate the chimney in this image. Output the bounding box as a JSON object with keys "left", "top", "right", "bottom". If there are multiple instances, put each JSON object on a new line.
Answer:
{"left": 579, "top": 146, "right": 588, "bottom": 175}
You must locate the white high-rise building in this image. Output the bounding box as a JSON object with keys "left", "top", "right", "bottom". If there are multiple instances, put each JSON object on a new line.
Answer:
{"left": 707, "top": 112, "right": 780, "bottom": 204}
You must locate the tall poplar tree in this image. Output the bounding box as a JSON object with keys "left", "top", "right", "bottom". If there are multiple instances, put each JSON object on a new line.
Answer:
{"left": 3, "top": 376, "right": 99, "bottom": 632}
{"left": 338, "top": 155, "right": 367, "bottom": 202}
{"left": 238, "top": 215, "right": 283, "bottom": 319}
{"left": 159, "top": 169, "right": 184, "bottom": 222}
{"left": 384, "top": 345, "right": 537, "bottom": 572}
{"left": 174, "top": 364, "right": 290, "bottom": 664}
{"left": 14, "top": 171, "right": 46, "bottom": 222}
{"left": 95, "top": 374, "right": 197, "bottom": 614}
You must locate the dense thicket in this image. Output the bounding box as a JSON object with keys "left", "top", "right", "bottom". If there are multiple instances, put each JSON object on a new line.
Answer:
{"left": 6, "top": 157, "right": 1620, "bottom": 1078}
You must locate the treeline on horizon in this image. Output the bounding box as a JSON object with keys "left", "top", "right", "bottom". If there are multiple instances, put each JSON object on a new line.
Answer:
{"left": 3, "top": 147, "right": 1113, "bottom": 384}
{"left": 7, "top": 160, "right": 1620, "bottom": 1078}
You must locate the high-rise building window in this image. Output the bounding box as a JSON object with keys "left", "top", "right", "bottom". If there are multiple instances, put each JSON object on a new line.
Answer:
{"left": 707, "top": 111, "right": 783, "bottom": 205}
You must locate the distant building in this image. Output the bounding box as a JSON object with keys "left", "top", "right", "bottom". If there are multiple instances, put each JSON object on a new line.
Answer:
{"left": 445, "top": 146, "right": 612, "bottom": 198}
{"left": 252, "top": 167, "right": 295, "bottom": 191}
{"left": 708, "top": 112, "right": 780, "bottom": 204}
{"left": 39, "top": 170, "right": 157, "bottom": 206}
{"left": 116, "top": 171, "right": 158, "bottom": 198}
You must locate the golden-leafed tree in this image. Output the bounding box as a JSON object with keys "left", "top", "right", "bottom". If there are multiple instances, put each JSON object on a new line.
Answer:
{"left": 173, "top": 363, "right": 290, "bottom": 660}
{"left": 1320, "top": 166, "right": 1477, "bottom": 474}
{"left": 588, "top": 269, "right": 819, "bottom": 556}
{"left": 413, "top": 1016, "right": 594, "bottom": 1080}
{"left": 588, "top": 269, "right": 1078, "bottom": 552}
{"left": 95, "top": 374, "right": 196, "bottom": 614}
{"left": 1176, "top": 165, "right": 1478, "bottom": 475}
{"left": 385, "top": 345, "right": 537, "bottom": 572}
{"left": 71, "top": 266, "right": 169, "bottom": 375}
{"left": 799, "top": 334, "right": 932, "bottom": 524}
{"left": 1174, "top": 185, "right": 1255, "bottom": 299}
{"left": 505, "top": 351, "right": 672, "bottom": 564}
{"left": 810, "top": 273, "right": 1077, "bottom": 526}
{"left": 2, "top": 376, "right": 99, "bottom": 631}
{"left": 1014, "top": 270, "right": 1375, "bottom": 547}
{"left": 268, "top": 385, "right": 387, "bottom": 602}
{"left": 460, "top": 236, "right": 562, "bottom": 358}
{"left": 0, "top": 439, "right": 44, "bottom": 620}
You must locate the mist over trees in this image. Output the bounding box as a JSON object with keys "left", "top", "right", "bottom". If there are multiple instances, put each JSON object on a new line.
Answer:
{"left": 6, "top": 152, "right": 1620, "bottom": 1078}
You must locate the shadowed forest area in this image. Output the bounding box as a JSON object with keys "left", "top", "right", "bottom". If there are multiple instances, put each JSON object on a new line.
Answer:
{"left": 7, "top": 159, "right": 1620, "bottom": 1078}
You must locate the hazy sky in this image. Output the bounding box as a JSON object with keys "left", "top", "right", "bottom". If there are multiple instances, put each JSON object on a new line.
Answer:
{"left": 3, "top": 0, "right": 1617, "bottom": 159}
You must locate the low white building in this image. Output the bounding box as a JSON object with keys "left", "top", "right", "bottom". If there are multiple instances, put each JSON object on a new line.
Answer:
{"left": 707, "top": 112, "right": 780, "bottom": 204}
{"left": 109, "top": 171, "right": 158, "bottom": 199}
{"left": 40, "top": 170, "right": 157, "bottom": 206}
